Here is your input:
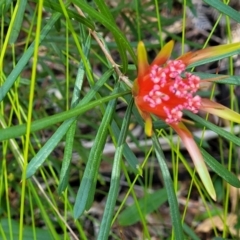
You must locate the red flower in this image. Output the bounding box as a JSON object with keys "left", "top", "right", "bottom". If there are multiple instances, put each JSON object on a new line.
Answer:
{"left": 133, "top": 40, "right": 240, "bottom": 200}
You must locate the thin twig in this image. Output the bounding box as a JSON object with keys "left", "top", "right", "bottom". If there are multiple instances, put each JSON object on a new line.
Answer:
{"left": 32, "top": 177, "right": 80, "bottom": 240}
{"left": 74, "top": 5, "right": 133, "bottom": 89}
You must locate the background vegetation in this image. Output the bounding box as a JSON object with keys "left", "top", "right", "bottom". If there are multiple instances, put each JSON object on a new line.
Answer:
{"left": 1, "top": 0, "right": 240, "bottom": 239}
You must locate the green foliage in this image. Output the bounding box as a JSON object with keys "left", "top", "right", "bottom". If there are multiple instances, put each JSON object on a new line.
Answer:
{"left": 1, "top": 0, "right": 240, "bottom": 239}
{"left": 0, "top": 218, "right": 56, "bottom": 240}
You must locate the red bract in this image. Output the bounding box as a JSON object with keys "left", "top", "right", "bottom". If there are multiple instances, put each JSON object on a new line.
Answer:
{"left": 133, "top": 40, "right": 240, "bottom": 200}
{"left": 136, "top": 59, "right": 201, "bottom": 124}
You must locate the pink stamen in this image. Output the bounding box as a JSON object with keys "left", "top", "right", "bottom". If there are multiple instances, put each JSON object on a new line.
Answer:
{"left": 143, "top": 60, "right": 202, "bottom": 124}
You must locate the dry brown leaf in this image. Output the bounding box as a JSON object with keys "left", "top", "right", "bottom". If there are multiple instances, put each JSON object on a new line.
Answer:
{"left": 196, "top": 213, "right": 238, "bottom": 236}
{"left": 229, "top": 175, "right": 240, "bottom": 213}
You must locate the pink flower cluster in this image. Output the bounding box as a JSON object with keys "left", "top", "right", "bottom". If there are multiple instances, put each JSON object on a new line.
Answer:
{"left": 143, "top": 60, "right": 202, "bottom": 124}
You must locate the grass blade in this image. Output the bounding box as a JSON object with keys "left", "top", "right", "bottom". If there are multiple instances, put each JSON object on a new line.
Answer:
{"left": 9, "top": 0, "right": 28, "bottom": 44}
{"left": 58, "top": 36, "right": 91, "bottom": 193}
{"left": 0, "top": 11, "right": 61, "bottom": 102}
{"left": 183, "top": 222, "right": 201, "bottom": 240}
{"left": 185, "top": 111, "right": 240, "bottom": 146}
{"left": 152, "top": 133, "right": 184, "bottom": 240}
{"left": 111, "top": 119, "right": 139, "bottom": 173}
{"left": 97, "top": 98, "right": 134, "bottom": 240}
{"left": 187, "top": 47, "right": 240, "bottom": 69}
{"left": 73, "top": 85, "right": 119, "bottom": 218}
{"left": 42, "top": 0, "right": 95, "bottom": 29}
{"left": 94, "top": 0, "right": 115, "bottom": 24}
{"left": 204, "top": 0, "right": 240, "bottom": 23}
{"left": 118, "top": 188, "right": 168, "bottom": 226}
{"left": 0, "top": 90, "right": 130, "bottom": 141}
{"left": 71, "top": 0, "right": 137, "bottom": 71}
{"left": 200, "top": 147, "right": 240, "bottom": 188}
{"left": 194, "top": 72, "right": 240, "bottom": 85}
{"left": 26, "top": 69, "right": 115, "bottom": 178}
{"left": 0, "top": 218, "right": 55, "bottom": 240}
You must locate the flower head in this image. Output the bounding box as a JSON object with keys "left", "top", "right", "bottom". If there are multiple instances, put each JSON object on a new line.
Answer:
{"left": 133, "top": 40, "right": 240, "bottom": 200}
{"left": 137, "top": 59, "right": 201, "bottom": 124}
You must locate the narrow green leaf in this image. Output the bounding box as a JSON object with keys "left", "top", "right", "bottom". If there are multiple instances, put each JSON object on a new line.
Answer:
{"left": 58, "top": 119, "right": 76, "bottom": 190}
{"left": 185, "top": 111, "right": 240, "bottom": 146}
{"left": 71, "top": 0, "right": 137, "bottom": 71}
{"left": 152, "top": 134, "right": 184, "bottom": 240}
{"left": 97, "top": 99, "right": 134, "bottom": 240}
{"left": 73, "top": 85, "right": 119, "bottom": 219}
{"left": 0, "top": 90, "right": 130, "bottom": 141}
{"left": 200, "top": 147, "right": 240, "bottom": 188}
{"left": 54, "top": 17, "right": 61, "bottom": 32}
{"left": 93, "top": 1, "right": 129, "bottom": 70}
{"left": 0, "top": 11, "right": 61, "bottom": 101}
{"left": 42, "top": 0, "right": 95, "bottom": 29}
{"left": 94, "top": 0, "right": 115, "bottom": 23}
{"left": 111, "top": 94, "right": 140, "bottom": 173}
{"left": 118, "top": 188, "right": 168, "bottom": 226}
{"left": 115, "top": 37, "right": 128, "bottom": 73}
{"left": 26, "top": 69, "right": 115, "bottom": 178}
{"left": 187, "top": 48, "right": 240, "bottom": 69}
{"left": 194, "top": 72, "right": 240, "bottom": 85}
{"left": 212, "top": 238, "right": 229, "bottom": 240}
{"left": 121, "top": 12, "right": 138, "bottom": 38}
{"left": 111, "top": 119, "right": 139, "bottom": 173}
{"left": 9, "top": 0, "right": 27, "bottom": 44}
{"left": 183, "top": 222, "right": 201, "bottom": 240}
{"left": 26, "top": 118, "right": 74, "bottom": 179}
{"left": 0, "top": 0, "right": 11, "bottom": 17}
{"left": 0, "top": 218, "right": 55, "bottom": 240}
{"left": 58, "top": 36, "right": 91, "bottom": 194}
{"left": 203, "top": 0, "right": 240, "bottom": 23}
